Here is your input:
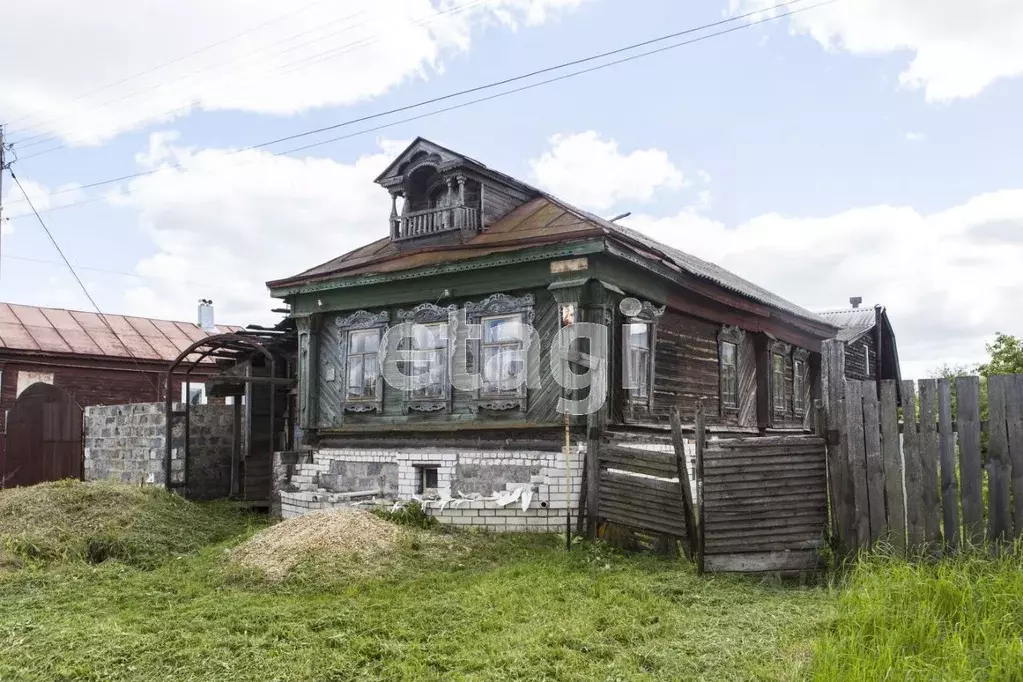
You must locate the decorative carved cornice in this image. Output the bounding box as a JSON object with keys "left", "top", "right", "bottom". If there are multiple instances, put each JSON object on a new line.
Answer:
{"left": 406, "top": 401, "right": 447, "bottom": 413}
{"left": 343, "top": 403, "right": 379, "bottom": 414}
{"left": 465, "top": 293, "right": 535, "bottom": 323}
{"left": 771, "top": 341, "right": 793, "bottom": 356}
{"left": 718, "top": 325, "right": 747, "bottom": 345}
{"left": 471, "top": 398, "right": 526, "bottom": 413}
{"left": 397, "top": 302, "right": 457, "bottom": 324}
{"left": 336, "top": 310, "right": 389, "bottom": 330}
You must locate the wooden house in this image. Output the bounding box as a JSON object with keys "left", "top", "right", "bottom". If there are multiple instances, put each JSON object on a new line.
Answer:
{"left": 264, "top": 138, "right": 839, "bottom": 524}
{"left": 818, "top": 298, "right": 902, "bottom": 400}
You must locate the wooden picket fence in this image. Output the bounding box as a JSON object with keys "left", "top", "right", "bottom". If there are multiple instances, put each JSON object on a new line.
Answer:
{"left": 831, "top": 373, "right": 1023, "bottom": 555}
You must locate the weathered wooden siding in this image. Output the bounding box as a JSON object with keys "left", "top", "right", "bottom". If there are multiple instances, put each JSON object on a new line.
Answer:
{"left": 844, "top": 335, "right": 876, "bottom": 382}
{"left": 626, "top": 310, "right": 722, "bottom": 426}
{"left": 737, "top": 334, "right": 757, "bottom": 428}
{"left": 480, "top": 180, "right": 532, "bottom": 228}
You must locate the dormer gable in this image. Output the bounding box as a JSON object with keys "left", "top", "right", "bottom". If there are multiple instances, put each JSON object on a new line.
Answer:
{"left": 375, "top": 137, "right": 539, "bottom": 243}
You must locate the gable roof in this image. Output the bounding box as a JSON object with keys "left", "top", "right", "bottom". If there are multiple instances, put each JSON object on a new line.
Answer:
{"left": 0, "top": 303, "right": 243, "bottom": 362}
{"left": 268, "top": 138, "right": 837, "bottom": 333}
{"left": 817, "top": 307, "right": 878, "bottom": 343}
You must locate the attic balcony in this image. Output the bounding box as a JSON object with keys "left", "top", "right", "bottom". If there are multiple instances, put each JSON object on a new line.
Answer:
{"left": 391, "top": 205, "right": 481, "bottom": 240}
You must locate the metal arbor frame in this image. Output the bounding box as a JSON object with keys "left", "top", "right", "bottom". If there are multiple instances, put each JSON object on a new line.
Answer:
{"left": 163, "top": 333, "right": 275, "bottom": 494}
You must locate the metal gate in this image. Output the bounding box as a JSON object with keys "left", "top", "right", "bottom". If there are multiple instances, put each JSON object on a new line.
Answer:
{"left": 1, "top": 383, "right": 84, "bottom": 488}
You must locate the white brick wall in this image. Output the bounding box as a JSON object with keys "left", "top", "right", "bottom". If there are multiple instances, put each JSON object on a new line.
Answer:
{"left": 276, "top": 444, "right": 586, "bottom": 531}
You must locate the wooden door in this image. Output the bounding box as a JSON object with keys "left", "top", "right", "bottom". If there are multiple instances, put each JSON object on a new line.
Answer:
{"left": 2, "top": 383, "right": 83, "bottom": 488}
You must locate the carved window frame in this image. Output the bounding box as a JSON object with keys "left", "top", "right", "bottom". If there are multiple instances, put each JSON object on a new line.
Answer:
{"left": 337, "top": 310, "right": 389, "bottom": 414}
{"left": 792, "top": 347, "right": 810, "bottom": 416}
{"left": 464, "top": 293, "right": 535, "bottom": 413}
{"left": 395, "top": 302, "right": 458, "bottom": 414}
{"left": 622, "top": 301, "right": 665, "bottom": 412}
{"left": 770, "top": 340, "right": 792, "bottom": 416}
{"left": 718, "top": 326, "right": 746, "bottom": 416}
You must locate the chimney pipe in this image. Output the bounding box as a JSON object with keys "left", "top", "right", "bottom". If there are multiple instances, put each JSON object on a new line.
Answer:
{"left": 849, "top": 296, "right": 863, "bottom": 309}
{"left": 198, "top": 298, "right": 215, "bottom": 331}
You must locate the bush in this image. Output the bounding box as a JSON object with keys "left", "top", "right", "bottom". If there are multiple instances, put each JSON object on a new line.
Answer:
{"left": 371, "top": 501, "right": 438, "bottom": 530}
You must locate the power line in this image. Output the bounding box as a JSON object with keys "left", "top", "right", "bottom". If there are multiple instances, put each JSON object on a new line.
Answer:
{"left": 0, "top": 253, "right": 231, "bottom": 290}
{"left": 7, "top": 166, "right": 163, "bottom": 399}
{"left": 5, "top": 0, "right": 821, "bottom": 215}
{"left": 8, "top": 0, "right": 489, "bottom": 152}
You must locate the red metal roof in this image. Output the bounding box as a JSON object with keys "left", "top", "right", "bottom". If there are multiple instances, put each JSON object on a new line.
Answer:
{"left": 0, "top": 303, "right": 242, "bottom": 362}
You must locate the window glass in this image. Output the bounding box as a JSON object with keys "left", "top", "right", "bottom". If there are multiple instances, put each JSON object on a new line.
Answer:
{"left": 481, "top": 314, "right": 525, "bottom": 396}
{"left": 773, "top": 354, "right": 786, "bottom": 411}
{"left": 625, "top": 323, "right": 651, "bottom": 399}
{"left": 347, "top": 329, "right": 381, "bottom": 400}
{"left": 794, "top": 359, "right": 806, "bottom": 413}
{"left": 721, "top": 341, "right": 738, "bottom": 408}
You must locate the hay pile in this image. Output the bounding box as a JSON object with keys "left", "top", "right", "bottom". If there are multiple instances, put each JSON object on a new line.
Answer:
{"left": 230, "top": 508, "right": 404, "bottom": 578}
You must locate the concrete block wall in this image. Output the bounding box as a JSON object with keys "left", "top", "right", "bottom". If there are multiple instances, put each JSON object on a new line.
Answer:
{"left": 84, "top": 402, "right": 235, "bottom": 500}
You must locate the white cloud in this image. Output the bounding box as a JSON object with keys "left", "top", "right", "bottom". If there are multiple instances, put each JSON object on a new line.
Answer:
{"left": 626, "top": 190, "right": 1023, "bottom": 379}
{"left": 529, "top": 132, "right": 687, "bottom": 211}
{"left": 1, "top": 175, "right": 85, "bottom": 229}
{"left": 0, "top": 0, "right": 586, "bottom": 146}
{"left": 108, "top": 133, "right": 400, "bottom": 324}
{"left": 733, "top": 0, "right": 1023, "bottom": 101}
{"left": 904, "top": 131, "right": 925, "bottom": 142}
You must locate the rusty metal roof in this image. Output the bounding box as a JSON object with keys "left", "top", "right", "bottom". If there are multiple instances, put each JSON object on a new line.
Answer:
{"left": 0, "top": 303, "right": 243, "bottom": 362}
{"left": 268, "top": 195, "right": 835, "bottom": 331}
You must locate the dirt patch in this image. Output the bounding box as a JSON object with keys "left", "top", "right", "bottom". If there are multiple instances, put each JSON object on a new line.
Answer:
{"left": 230, "top": 508, "right": 406, "bottom": 579}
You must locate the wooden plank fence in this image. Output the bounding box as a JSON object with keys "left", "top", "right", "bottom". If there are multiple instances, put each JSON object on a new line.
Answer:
{"left": 832, "top": 370, "right": 1023, "bottom": 555}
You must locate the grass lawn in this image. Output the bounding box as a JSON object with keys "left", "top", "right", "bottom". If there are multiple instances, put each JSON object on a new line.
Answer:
{"left": 0, "top": 487, "right": 832, "bottom": 681}
{"left": 3, "top": 483, "right": 1022, "bottom": 681}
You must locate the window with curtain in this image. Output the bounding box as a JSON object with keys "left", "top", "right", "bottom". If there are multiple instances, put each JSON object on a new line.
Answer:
{"left": 624, "top": 322, "right": 652, "bottom": 399}
{"left": 346, "top": 328, "right": 381, "bottom": 400}
{"left": 408, "top": 322, "right": 447, "bottom": 399}
{"left": 481, "top": 314, "right": 525, "bottom": 396}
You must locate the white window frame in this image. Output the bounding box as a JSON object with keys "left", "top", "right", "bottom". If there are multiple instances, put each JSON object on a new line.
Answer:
{"left": 624, "top": 322, "right": 653, "bottom": 401}
{"left": 337, "top": 310, "right": 390, "bottom": 415}
{"left": 464, "top": 293, "right": 535, "bottom": 413}
{"left": 480, "top": 313, "right": 527, "bottom": 398}
{"left": 346, "top": 327, "right": 384, "bottom": 403}
{"left": 721, "top": 340, "right": 739, "bottom": 409}
{"left": 405, "top": 321, "right": 449, "bottom": 402}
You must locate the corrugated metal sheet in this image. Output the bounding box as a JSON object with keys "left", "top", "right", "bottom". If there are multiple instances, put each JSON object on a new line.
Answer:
{"left": 817, "top": 308, "right": 878, "bottom": 342}
{"left": 0, "top": 303, "right": 242, "bottom": 362}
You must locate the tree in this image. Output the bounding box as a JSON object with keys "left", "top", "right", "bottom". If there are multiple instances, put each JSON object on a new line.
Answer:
{"left": 977, "top": 333, "right": 1023, "bottom": 377}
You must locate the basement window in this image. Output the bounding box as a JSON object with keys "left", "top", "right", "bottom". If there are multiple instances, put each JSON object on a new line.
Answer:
{"left": 415, "top": 466, "right": 439, "bottom": 495}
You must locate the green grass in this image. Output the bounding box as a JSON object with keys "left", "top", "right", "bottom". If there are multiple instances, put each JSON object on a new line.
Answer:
{"left": 0, "top": 480, "right": 262, "bottom": 569}
{"left": 811, "top": 548, "right": 1023, "bottom": 681}
{"left": 0, "top": 484, "right": 830, "bottom": 681}
{"left": 6, "top": 482, "right": 1022, "bottom": 681}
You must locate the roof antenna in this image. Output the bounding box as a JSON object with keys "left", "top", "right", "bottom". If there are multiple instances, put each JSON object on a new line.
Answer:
{"left": 608, "top": 212, "right": 631, "bottom": 222}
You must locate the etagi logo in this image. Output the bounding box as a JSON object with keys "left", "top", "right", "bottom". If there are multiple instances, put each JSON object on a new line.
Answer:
{"left": 374, "top": 304, "right": 629, "bottom": 416}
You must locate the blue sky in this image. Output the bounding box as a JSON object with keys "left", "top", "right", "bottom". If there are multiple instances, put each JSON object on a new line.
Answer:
{"left": 2, "top": 0, "right": 1022, "bottom": 377}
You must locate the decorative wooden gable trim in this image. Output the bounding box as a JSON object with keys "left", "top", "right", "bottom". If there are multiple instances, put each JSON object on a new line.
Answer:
{"left": 396, "top": 303, "right": 458, "bottom": 413}
{"left": 464, "top": 293, "right": 535, "bottom": 413}
{"left": 337, "top": 310, "right": 389, "bottom": 415}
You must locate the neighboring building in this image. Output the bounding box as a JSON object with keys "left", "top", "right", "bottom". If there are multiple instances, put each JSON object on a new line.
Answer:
{"left": 264, "top": 137, "right": 839, "bottom": 524}
{"left": 818, "top": 297, "right": 902, "bottom": 399}
{"left": 0, "top": 301, "right": 240, "bottom": 455}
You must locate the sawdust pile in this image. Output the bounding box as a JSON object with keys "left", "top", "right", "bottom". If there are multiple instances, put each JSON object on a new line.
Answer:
{"left": 230, "top": 508, "right": 404, "bottom": 579}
